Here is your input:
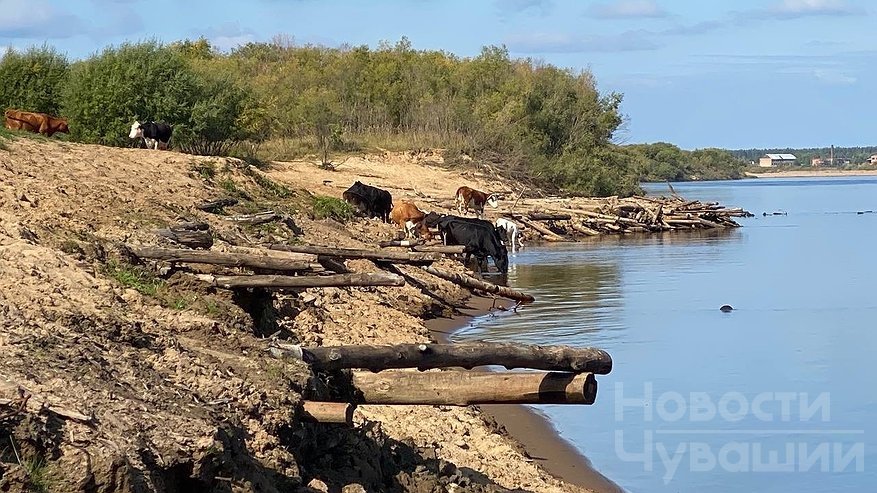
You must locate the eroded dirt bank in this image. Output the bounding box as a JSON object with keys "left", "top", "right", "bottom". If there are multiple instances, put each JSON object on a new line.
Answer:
{"left": 0, "top": 137, "right": 597, "bottom": 492}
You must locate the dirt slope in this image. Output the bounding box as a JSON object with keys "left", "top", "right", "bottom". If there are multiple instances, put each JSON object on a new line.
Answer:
{"left": 0, "top": 136, "right": 591, "bottom": 492}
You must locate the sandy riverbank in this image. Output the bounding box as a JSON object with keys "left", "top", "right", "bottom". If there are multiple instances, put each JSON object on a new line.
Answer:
{"left": 745, "top": 169, "right": 877, "bottom": 178}
{"left": 425, "top": 296, "right": 624, "bottom": 493}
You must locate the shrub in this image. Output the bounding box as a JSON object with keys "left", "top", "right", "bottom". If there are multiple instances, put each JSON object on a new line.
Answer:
{"left": 311, "top": 195, "right": 354, "bottom": 222}
{"left": 0, "top": 45, "right": 69, "bottom": 116}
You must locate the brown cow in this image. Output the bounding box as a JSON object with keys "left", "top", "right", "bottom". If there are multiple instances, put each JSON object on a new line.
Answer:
{"left": 455, "top": 186, "right": 498, "bottom": 218}
{"left": 389, "top": 201, "right": 432, "bottom": 239}
{"left": 4, "top": 109, "right": 69, "bottom": 137}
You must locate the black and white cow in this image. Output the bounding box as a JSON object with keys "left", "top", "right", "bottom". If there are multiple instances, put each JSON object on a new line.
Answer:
{"left": 436, "top": 215, "right": 509, "bottom": 274}
{"left": 129, "top": 121, "right": 173, "bottom": 150}
{"left": 342, "top": 181, "right": 393, "bottom": 222}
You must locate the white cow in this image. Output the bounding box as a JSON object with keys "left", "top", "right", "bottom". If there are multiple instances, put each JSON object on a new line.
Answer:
{"left": 495, "top": 217, "right": 523, "bottom": 254}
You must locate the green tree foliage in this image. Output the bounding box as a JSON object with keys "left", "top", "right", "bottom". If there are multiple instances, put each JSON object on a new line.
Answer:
{"left": 731, "top": 146, "right": 877, "bottom": 166}
{"left": 626, "top": 143, "right": 745, "bottom": 182}
{"left": 0, "top": 45, "right": 69, "bottom": 115}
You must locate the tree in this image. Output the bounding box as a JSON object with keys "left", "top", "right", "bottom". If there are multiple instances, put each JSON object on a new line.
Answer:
{"left": 0, "top": 45, "right": 69, "bottom": 116}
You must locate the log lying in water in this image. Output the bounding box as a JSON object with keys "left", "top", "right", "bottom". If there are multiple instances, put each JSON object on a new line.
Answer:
{"left": 301, "top": 401, "right": 355, "bottom": 425}
{"left": 351, "top": 370, "right": 597, "bottom": 405}
{"left": 268, "top": 244, "right": 440, "bottom": 264}
{"left": 270, "top": 342, "right": 612, "bottom": 374}
{"left": 194, "top": 272, "right": 405, "bottom": 289}
{"left": 127, "top": 245, "right": 321, "bottom": 272}
{"left": 515, "top": 215, "right": 567, "bottom": 242}
{"left": 419, "top": 265, "right": 535, "bottom": 303}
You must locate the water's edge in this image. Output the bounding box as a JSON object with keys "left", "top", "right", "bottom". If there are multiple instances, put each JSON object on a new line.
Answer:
{"left": 425, "top": 295, "right": 624, "bottom": 493}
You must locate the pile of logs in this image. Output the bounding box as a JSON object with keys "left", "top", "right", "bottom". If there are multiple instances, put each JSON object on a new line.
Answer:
{"left": 507, "top": 195, "right": 752, "bottom": 241}
{"left": 271, "top": 342, "right": 613, "bottom": 425}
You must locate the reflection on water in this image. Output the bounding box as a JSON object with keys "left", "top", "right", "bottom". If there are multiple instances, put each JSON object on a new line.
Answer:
{"left": 454, "top": 177, "right": 877, "bottom": 493}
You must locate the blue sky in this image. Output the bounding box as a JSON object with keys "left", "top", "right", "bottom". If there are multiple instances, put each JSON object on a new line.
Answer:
{"left": 1, "top": 0, "right": 874, "bottom": 149}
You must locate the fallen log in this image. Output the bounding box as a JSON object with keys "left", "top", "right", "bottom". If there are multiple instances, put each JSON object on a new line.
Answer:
{"left": 127, "top": 245, "right": 320, "bottom": 272}
{"left": 379, "top": 239, "right": 422, "bottom": 248}
{"left": 268, "top": 244, "right": 440, "bottom": 264}
{"left": 194, "top": 272, "right": 405, "bottom": 289}
{"left": 155, "top": 227, "right": 213, "bottom": 249}
{"left": 420, "top": 265, "right": 535, "bottom": 303}
{"left": 222, "top": 211, "right": 281, "bottom": 225}
{"left": 569, "top": 222, "right": 600, "bottom": 236}
{"left": 301, "top": 401, "right": 355, "bottom": 425}
{"left": 316, "top": 256, "right": 349, "bottom": 274}
{"left": 196, "top": 197, "right": 238, "bottom": 212}
{"left": 351, "top": 371, "right": 597, "bottom": 405}
{"left": 514, "top": 216, "right": 567, "bottom": 242}
{"left": 527, "top": 212, "right": 572, "bottom": 221}
{"left": 411, "top": 245, "right": 467, "bottom": 254}
{"left": 270, "top": 342, "right": 611, "bottom": 374}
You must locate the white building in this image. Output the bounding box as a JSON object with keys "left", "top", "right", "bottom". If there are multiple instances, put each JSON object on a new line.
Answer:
{"left": 758, "top": 153, "right": 797, "bottom": 167}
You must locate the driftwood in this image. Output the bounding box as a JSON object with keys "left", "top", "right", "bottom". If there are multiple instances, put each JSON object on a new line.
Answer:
{"left": 316, "top": 256, "right": 349, "bottom": 274}
{"left": 379, "top": 240, "right": 422, "bottom": 248}
{"left": 0, "top": 381, "right": 93, "bottom": 424}
{"left": 527, "top": 212, "right": 572, "bottom": 221}
{"left": 515, "top": 216, "right": 567, "bottom": 242}
{"left": 155, "top": 224, "right": 213, "bottom": 249}
{"left": 194, "top": 272, "right": 405, "bottom": 289}
{"left": 222, "top": 211, "right": 281, "bottom": 225}
{"left": 419, "top": 265, "right": 535, "bottom": 303}
{"left": 301, "top": 401, "right": 355, "bottom": 425}
{"left": 127, "top": 245, "right": 321, "bottom": 272}
{"left": 270, "top": 342, "right": 612, "bottom": 374}
{"left": 411, "top": 245, "right": 467, "bottom": 254}
{"left": 269, "top": 244, "right": 441, "bottom": 264}
{"left": 351, "top": 371, "right": 597, "bottom": 405}
{"left": 196, "top": 197, "right": 238, "bottom": 212}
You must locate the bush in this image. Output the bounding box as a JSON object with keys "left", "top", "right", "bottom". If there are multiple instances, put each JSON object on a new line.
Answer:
{"left": 0, "top": 45, "right": 69, "bottom": 116}
{"left": 174, "top": 74, "right": 251, "bottom": 156}
{"left": 311, "top": 195, "right": 354, "bottom": 222}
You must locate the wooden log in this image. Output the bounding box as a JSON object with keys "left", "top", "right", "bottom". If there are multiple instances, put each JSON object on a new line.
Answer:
{"left": 270, "top": 342, "right": 611, "bottom": 374}
{"left": 0, "top": 381, "right": 93, "bottom": 423}
{"left": 195, "top": 272, "right": 405, "bottom": 289}
{"left": 155, "top": 228, "right": 213, "bottom": 249}
{"left": 222, "top": 211, "right": 281, "bottom": 225}
{"left": 316, "top": 256, "right": 349, "bottom": 274}
{"left": 268, "top": 244, "right": 440, "bottom": 264}
{"left": 420, "top": 265, "right": 535, "bottom": 303}
{"left": 301, "top": 401, "right": 355, "bottom": 425}
{"left": 127, "top": 245, "right": 320, "bottom": 272}
{"left": 196, "top": 197, "right": 238, "bottom": 212}
{"left": 379, "top": 240, "right": 422, "bottom": 248}
{"left": 515, "top": 216, "right": 567, "bottom": 242}
{"left": 411, "top": 245, "right": 467, "bottom": 254}
{"left": 569, "top": 222, "right": 600, "bottom": 236}
{"left": 527, "top": 212, "right": 573, "bottom": 221}
{"left": 351, "top": 371, "right": 597, "bottom": 405}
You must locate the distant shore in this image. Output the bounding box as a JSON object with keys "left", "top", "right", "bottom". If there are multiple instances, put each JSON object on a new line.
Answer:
{"left": 745, "top": 169, "right": 877, "bottom": 178}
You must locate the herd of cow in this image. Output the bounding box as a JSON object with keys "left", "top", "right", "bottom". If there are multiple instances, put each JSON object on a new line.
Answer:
{"left": 4, "top": 109, "right": 173, "bottom": 150}
{"left": 342, "top": 181, "right": 522, "bottom": 275}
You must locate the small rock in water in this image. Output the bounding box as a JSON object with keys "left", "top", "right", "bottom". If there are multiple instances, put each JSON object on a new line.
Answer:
{"left": 720, "top": 305, "right": 734, "bottom": 313}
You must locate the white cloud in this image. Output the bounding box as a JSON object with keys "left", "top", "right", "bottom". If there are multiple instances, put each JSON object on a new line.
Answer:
{"left": 775, "top": 0, "right": 859, "bottom": 16}
{"left": 0, "top": 0, "right": 83, "bottom": 38}
{"left": 586, "top": 0, "right": 668, "bottom": 19}
{"left": 199, "top": 23, "right": 258, "bottom": 52}
{"left": 506, "top": 30, "right": 660, "bottom": 53}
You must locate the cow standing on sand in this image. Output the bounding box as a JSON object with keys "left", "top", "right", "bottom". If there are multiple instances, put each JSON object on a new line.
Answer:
{"left": 390, "top": 201, "right": 432, "bottom": 239}
{"left": 342, "top": 181, "right": 393, "bottom": 223}
{"left": 129, "top": 121, "right": 173, "bottom": 150}
{"left": 4, "top": 109, "right": 69, "bottom": 137}
{"left": 455, "top": 186, "right": 498, "bottom": 218}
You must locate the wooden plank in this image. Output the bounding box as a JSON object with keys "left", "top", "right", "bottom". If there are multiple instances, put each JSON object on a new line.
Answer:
{"left": 419, "top": 265, "right": 535, "bottom": 303}
{"left": 195, "top": 273, "right": 405, "bottom": 289}
{"left": 127, "top": 245, "right": 320, "bottom": 272}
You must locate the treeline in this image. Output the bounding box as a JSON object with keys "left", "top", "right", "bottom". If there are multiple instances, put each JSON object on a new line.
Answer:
{"left": 625, "top": 143, "right": 746, "bottom": 182}
{"left": 732, "top": 146, "right": 877, "bottom": 166}
{"left": 0, "top": 39, "right": 745, "bottom": 195}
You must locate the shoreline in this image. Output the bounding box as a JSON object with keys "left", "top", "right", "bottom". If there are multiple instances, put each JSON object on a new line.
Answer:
{"left": 424, "top": 296, "right": 624, "bottom": 493}
{"left": 744, "top": 169, "right": 877, "bottom": 178}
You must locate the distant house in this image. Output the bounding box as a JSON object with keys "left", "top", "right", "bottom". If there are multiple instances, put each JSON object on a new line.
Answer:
{"left": 759, "top": 153, "right": 797, "bottom": 167}
{"left": 869, "top": 154, "right": 877, "bottom": 165}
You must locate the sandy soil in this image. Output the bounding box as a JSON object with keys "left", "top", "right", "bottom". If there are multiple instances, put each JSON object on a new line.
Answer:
{"left": 0, "top": 136, "right": 598, "bottom": 492}
{"left": 745, "top": 169, "right": 877, "bottom": 178}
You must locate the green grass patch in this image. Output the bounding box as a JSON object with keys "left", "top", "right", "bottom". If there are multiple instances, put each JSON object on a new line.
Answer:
{"left": 311, "top": 195, "right": 354, "bottom": 222}
{"left": 191, "top": 161, "right": 217, "bottom": 180}
{"left": 105, "top": 260, "right": 162, "bottom": 296}
{"left": 218, "top": 178, "right": 240, "bottom": 195}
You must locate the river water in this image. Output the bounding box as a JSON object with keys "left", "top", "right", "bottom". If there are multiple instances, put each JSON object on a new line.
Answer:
{"left": 452, "top": 177, "right": 877, "bottom": 492}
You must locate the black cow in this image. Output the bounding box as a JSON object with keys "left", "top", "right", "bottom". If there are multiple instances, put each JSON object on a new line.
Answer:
{"left": 129, "top": 121, "right": 173, "bottom": 150}
{"left": 436, "top": 215, "right": 508, "bottom": 274}
{"left": 342, "top": 181, "right": 393, "bottom": 222}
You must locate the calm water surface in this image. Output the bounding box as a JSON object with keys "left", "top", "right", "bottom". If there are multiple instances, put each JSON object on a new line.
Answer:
{"left": 452, "top": 177, "right": 877, "bottom": 492}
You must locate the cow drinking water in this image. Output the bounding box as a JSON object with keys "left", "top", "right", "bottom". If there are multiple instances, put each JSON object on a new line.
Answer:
{"left": 495, "top": 217, "right": 523, "bottom": 254}
{"left": 436, "top": 215, "right": 508, "bottom": 274}
{"left": 129, "top": 121, "right": 173, "bottom": 150}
